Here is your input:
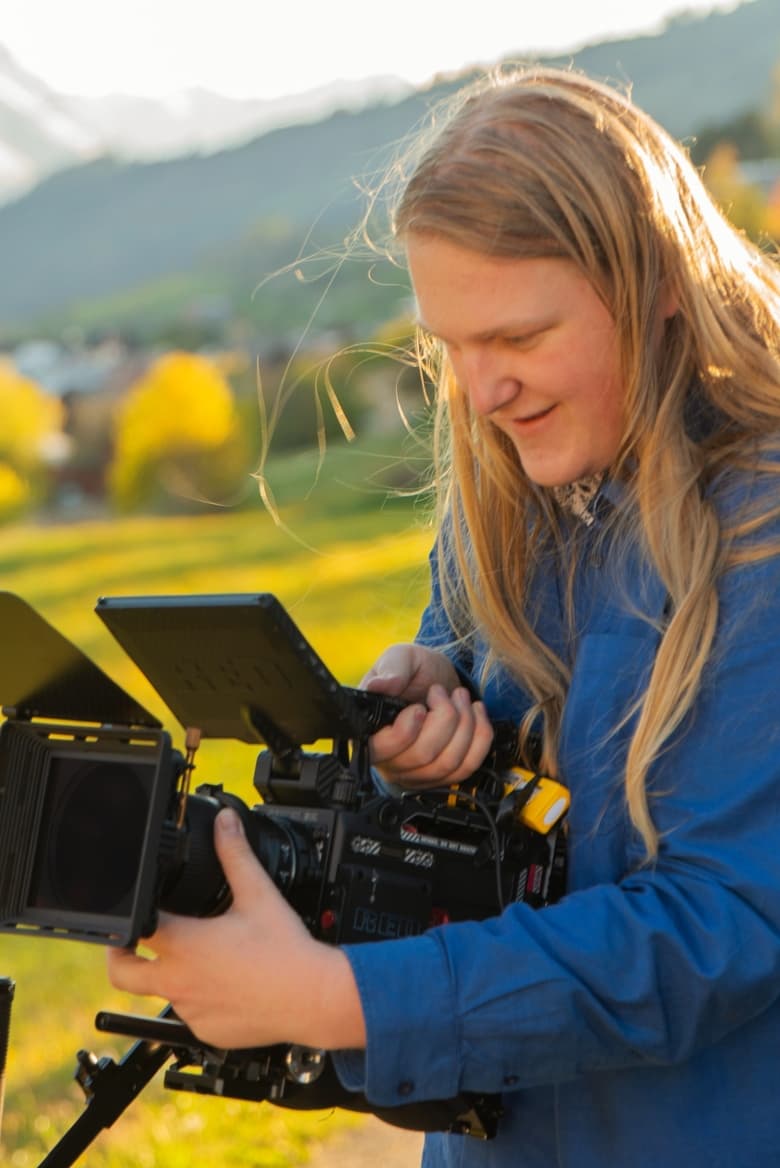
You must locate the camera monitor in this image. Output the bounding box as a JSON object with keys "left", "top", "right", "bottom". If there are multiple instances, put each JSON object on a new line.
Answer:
{"left": 96, "top": 592, "right": 375, "bottom": 749}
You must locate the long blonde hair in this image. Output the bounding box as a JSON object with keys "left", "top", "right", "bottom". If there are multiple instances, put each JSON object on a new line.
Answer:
{"left": 392, "top": 66, "right": 780, "bottom": 857}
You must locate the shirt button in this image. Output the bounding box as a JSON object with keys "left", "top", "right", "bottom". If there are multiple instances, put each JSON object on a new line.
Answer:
{"left": 398, "top": 1080, "right": 414, "bottom": 1096}
{"left": 504, "top": 1074, "right": 519, "bottom": 1086}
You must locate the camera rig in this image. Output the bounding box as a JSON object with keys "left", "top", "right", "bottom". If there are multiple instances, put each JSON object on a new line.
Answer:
{"left": 0, "top": 591, "right": 568, "bottom": 1165}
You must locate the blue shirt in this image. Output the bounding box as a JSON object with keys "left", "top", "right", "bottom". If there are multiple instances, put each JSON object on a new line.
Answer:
{"left": 336, "top": 477, "right": 780, "bottom": 1167}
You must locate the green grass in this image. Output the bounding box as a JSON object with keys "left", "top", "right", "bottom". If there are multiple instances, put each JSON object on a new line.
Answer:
{"left": 0, "top": 463, "right": 433, "bottom": 1165}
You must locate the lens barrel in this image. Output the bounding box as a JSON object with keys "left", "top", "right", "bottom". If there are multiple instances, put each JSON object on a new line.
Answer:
{"left": 159, "top": 793, "right": 321, "bottom": 919}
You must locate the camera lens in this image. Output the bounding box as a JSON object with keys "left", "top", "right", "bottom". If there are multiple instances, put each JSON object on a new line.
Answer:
{"left": 159, "top": 795, "right": 323, "bottom": 918}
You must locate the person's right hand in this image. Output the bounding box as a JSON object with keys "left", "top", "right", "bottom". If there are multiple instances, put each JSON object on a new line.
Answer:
{"left": 360, "top": 643, "right": 494, "bottom": 787}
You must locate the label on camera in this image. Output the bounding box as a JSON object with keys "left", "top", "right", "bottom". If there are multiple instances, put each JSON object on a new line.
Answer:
{"left": 350, "top": 834, "right": 434, "bottom": 869}
{"left": 350, "top": 835, "right": 381, "bottom": 857}
{"left": 400, "top": 826, "right": 479, "bottom": 857}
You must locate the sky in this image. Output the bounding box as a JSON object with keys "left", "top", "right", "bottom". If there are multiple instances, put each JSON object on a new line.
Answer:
{"left": 1, "top": 0, "right": 743, "bottom": 100}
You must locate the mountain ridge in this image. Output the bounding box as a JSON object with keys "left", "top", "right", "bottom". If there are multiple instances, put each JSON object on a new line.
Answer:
{"left": 0, "top": 0, "right": 776, "bottom": 335}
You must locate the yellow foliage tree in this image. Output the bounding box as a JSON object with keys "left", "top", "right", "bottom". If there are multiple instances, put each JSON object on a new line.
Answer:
{"left": 109, "top": 351, "right": 249, "bottom": 512}
{"left": 765, "top": 180, "right": 780, "bottom": 245}
{"left": 0, "top": 359, "right": 63, "bottom": 518}
{"left": 0, "top": 462, "right": 30, "bottom": 520}
{"left": 702, "top": 143, "right": 773, "bottom": 242}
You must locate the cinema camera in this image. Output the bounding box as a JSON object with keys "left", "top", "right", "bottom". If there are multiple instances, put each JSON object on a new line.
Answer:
{"left": 0, "top": 591, "right": 568, "bottom": 1164}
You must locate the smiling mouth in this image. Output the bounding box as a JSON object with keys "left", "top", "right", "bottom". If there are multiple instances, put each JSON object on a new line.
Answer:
{"left": 515, "top": 405, "right": 556, "bottom": 424}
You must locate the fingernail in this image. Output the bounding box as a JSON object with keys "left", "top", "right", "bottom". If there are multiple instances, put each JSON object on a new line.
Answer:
{"left": 453, "top": 688, "right": 471, "bottom": 712}
{"left": 217, "top": 808, "right": 242, "bottom": 835}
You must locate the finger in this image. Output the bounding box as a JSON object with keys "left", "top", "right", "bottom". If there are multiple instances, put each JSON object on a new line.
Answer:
{"left": 422, "top": 688, "right": 485, "bottom": 779}
{"left": 139, "top": 910, "right": 198, "bottom": 957}
{"left": 383, "top": 691, "right": 494, "bottom": 786}
{"left": 373, "top": 697, "right": 459, "bottom": 776}
{"left": 443, "top": 699, "right": 495, "bottom": 781}
{"left": 403, "top": 684, "right": 464, "bottom": 765}
{"left": 106, "top": 945, "right": 163, "bottom": 997}
{"left": 369, "top": 702, "right": 428, "bottom": 764}
{"left": 213, "top": 807, "right": 276, "bottom": 909}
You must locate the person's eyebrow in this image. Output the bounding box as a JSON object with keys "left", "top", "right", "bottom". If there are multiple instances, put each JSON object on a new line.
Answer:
{"left": 415, "top": 316, "right": 556, "bottom": 345}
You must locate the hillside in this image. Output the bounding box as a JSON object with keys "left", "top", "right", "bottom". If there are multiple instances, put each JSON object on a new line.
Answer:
{"left": 0, "top": 0, "right": 777, "bottom": 338}
{"left": 0, "top": 92, "right": 437, "bottom": 332}
{"left": 548, "top": 0, "right": 779, "bottom": 138}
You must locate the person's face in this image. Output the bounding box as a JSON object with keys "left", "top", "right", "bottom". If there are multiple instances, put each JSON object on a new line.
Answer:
{"left": 406, "top": 233, "right": 626, "bottom": 487}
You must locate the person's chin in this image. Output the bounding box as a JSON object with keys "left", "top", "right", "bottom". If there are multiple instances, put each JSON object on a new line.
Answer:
{"left": 518, "top": 457, "right": 584, "bottom": 489}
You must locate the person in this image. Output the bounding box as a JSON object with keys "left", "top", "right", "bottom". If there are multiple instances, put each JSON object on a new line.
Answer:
{"left": 107, "top": 66, "right": 780, "bottom": 1166}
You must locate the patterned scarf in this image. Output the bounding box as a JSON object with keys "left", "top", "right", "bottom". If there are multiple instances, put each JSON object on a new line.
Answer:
{"left": 551, "top": 473, "right": 606, "bottom": 527}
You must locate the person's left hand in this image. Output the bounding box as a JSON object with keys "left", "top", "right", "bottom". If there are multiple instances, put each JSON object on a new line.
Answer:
{"left": 107, "top": 808, "right": 366, "bottom": 1052}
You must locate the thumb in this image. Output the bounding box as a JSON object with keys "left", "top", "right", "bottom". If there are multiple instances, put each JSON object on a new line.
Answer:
{"left": 361, "top": 671, "right": 405, "bottom": 695}
{"left": 360, "top": 647, "right": 413, "bottom": 695}
{"left": 214, "top": 806, "right": 270, "bottom": 905}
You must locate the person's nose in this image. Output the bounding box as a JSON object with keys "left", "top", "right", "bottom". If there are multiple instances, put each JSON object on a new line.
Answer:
{"left": 454, "top": 347, "right": 520, "bottom": 417}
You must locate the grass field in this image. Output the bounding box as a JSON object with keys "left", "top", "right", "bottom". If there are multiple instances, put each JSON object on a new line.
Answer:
{"left": 0, "top": 446, "right": 434, "bottom": 1166}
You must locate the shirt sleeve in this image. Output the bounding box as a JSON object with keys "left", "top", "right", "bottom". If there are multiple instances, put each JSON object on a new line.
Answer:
{"left": 338, "top": 542, "right": 780, "bottom": 1108}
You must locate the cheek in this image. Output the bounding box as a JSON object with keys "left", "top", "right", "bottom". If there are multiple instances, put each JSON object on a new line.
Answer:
{"left": 556, "top": 350, "right": 625, "bottom": 450}
{"left": 585, "top": 379, "right": 626, "bottom": 442}
{"left": 591, "top": 379, "right": 628, "bottom": 465}
{"left": 582, "top": 333, "right": 625, "bottom": 418}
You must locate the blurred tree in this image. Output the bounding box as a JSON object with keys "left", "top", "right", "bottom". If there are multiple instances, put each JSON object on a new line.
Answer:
{"left": 765, "top": 179, "right": 780, "bottom": 242}
{"left": 108, "top": 351, "right": 251, "bottom": 512}
{"left": 702, "top": 142, "right": 769, "bottom": 241}
{"left": 691, "top": 109, "right": 777, "bottom": 166}
{"left": 246, "top": 345, "right": 381, "bottom": 454}
{"left": 0, "top": 461, "right": 31, "bottom": 522}
{"left": 0, "top": 359, "right": 63, "bottom": 518}
{"left": 767, "top": 58, "right": 780, "bottom": 146}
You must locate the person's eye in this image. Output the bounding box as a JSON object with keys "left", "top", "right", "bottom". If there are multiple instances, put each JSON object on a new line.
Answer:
{"left": 505, "top": 328, "right": 548, "bottom": 350}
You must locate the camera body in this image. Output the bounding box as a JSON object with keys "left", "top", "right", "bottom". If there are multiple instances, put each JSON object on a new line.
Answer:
{"left": 0, "top": 591, "right": 568, "bottom": 1140}
{"left": 247, "top": 747, "right": 564, "bottom": 947}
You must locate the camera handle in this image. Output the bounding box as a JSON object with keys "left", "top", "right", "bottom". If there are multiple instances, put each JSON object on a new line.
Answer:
{"left": 37, "top": 1006, "right": 181, "bottom": 1168}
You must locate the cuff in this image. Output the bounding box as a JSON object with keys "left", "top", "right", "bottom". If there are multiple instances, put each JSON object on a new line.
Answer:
{"left": 331, "top": 1048, "right": 367, "bottom": 1091}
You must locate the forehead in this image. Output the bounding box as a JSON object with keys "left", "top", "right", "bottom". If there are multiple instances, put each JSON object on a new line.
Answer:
{"left": 405, "top": 233, "right": 599, "bottom": 341}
